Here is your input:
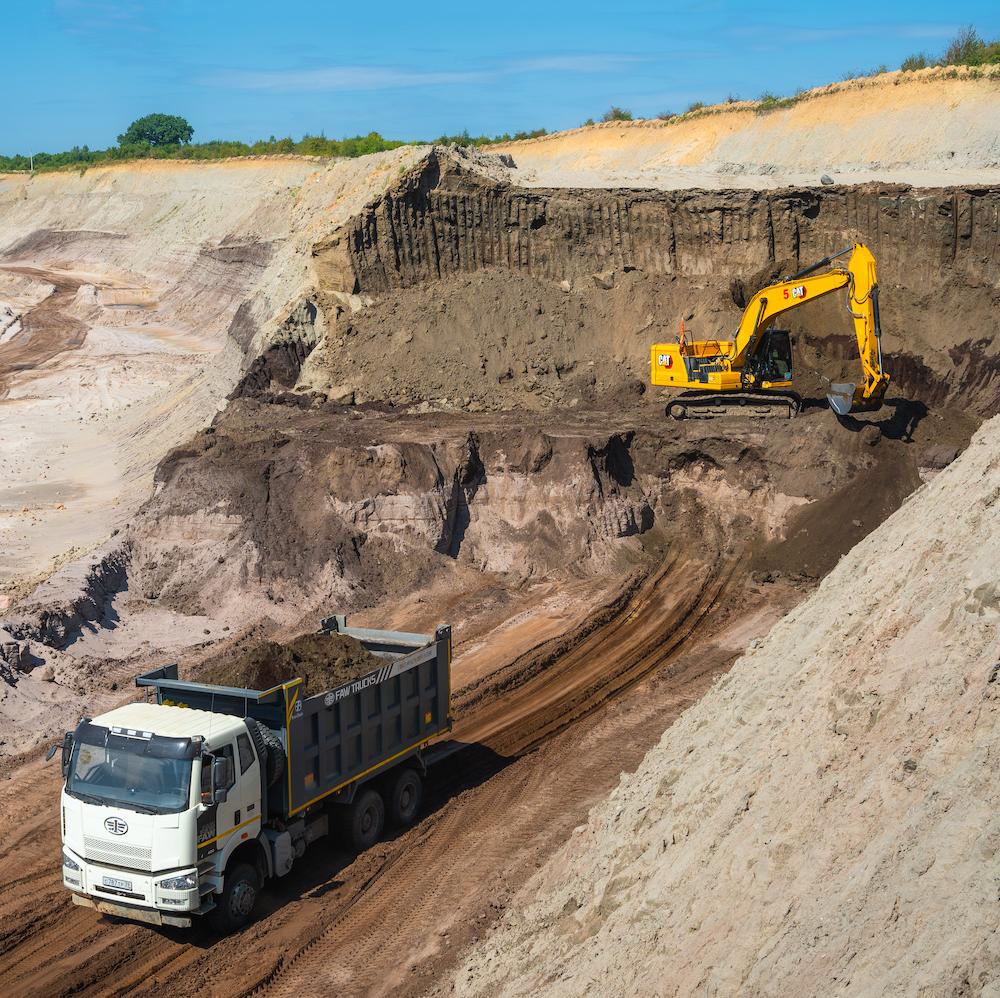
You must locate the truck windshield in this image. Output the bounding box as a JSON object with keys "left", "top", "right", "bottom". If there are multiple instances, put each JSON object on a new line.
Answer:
{"left": 66, "top": 726, "right": 194, "bottom": 815}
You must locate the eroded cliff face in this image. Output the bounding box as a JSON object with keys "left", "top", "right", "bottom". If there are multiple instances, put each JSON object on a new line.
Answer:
{"left": 309, "top": 152, "right": 1000, "bottom": 413}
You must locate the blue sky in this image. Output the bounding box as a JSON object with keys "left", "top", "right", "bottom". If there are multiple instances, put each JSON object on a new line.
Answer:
{"left": 4, "top": 1, "right": 999, "bottom": 153}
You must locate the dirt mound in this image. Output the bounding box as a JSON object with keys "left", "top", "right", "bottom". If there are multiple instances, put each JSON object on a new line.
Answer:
{"left": 493, "top": 69, "right": 1000, "bottom": 190}
{"left": 454, "top": 415, "right": 1000, "bottom": 997}
{"left": 194, "top": 630, "right": 380, "bottom": 693}
{"left": 301, "top": 268, "right": 680, "bottom": 411}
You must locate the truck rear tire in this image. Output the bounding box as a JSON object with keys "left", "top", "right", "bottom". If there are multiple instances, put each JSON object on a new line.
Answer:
{"left": 246, "top": 718, "right": 286, "bottom": 788}
{"left": 346, "top": 788, "right": 384, "bottom": 851}
{"left": 386, "top": 768, "right": 423, "bottom": 828}
{"left": 209, "top": 862, "right": 260, "bottom": 934}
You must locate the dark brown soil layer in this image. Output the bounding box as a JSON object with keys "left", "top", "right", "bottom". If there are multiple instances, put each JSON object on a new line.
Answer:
{"left": 194, "top": 631, "right": 381, "bottom": 693}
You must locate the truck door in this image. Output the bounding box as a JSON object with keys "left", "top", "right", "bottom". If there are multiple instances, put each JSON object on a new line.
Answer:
{"left": 234, "top": 731, "right": 261, "bottom": 834}
{"left": 199, "top": 743, "right": 237, "bottom": 852}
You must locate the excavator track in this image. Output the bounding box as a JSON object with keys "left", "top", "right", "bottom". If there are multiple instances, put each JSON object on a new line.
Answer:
{"left": 666, "top": 390, "right": 802, "bottom": 420}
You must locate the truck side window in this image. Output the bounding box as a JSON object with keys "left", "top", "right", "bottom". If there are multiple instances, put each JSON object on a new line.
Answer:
{"left": 201, "top": 746, "right": 236, "bottom": 804}
{"left": 200, "top": 755, "right": 213, "bottom": 804}
{"left": 236, "top": 733, "right": 255, "bottom": 774}
{"left": 217, "top": 745, "right": 236, "bottom": 791}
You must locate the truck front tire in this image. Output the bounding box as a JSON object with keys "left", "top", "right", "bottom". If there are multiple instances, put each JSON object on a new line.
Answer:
{"left": 386, "top": 768, "right": 423, "bottom": 827}
{"left": 346, "top": 788, "right": 384, "bottom": 851}
{"left": 210, "top": 862, "right": 260, "bottom": 934}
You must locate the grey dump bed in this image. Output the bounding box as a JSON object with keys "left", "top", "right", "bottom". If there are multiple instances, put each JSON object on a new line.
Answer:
{"left": 137, "top": 616, "right": 452, "bottom": 818}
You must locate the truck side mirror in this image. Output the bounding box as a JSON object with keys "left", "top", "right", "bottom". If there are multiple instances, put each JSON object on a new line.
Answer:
{"left": 45, "top": 744, "right": 58, "bottom": 761}
{"left": 213, "top": 756, "right": 233, "bottom": 804}
{"left": 58, "top": 731, "right": 74, "bottom": 778}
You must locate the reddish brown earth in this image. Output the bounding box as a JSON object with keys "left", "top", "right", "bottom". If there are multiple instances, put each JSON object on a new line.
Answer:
{"left": 193, "top": 631, "right": 381, "bottom": 693}
{"left": 0, "top": 393, "right": 965, "bottom": 998}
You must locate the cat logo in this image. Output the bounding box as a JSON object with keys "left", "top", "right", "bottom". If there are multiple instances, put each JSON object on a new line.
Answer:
{"left": 657, "top": 353, "right": 673, "bottom": 368}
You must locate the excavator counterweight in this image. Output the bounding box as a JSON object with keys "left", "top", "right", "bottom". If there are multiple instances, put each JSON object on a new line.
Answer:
{"left": 650, "top": 243, "right": 890, "bottom": 418}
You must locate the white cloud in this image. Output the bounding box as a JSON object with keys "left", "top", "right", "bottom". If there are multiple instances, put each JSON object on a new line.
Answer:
{"left": 209, "top": 66, "right": 486, "bottom": 93}
{"left": 508, "top": 54, "right": 646, "bottom": 72}
{"left": 55, "top": 0, "right": 149, "bottom": 34}
{"left": 204, "top": 54, "right": 645, "bottom": 93}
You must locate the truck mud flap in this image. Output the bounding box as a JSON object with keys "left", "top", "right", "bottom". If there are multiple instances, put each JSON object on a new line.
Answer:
{"left": 72, "top": 893, "right": 193, "bottom": 929}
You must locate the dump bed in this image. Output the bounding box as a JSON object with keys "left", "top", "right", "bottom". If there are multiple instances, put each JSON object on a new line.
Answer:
{"left": 136, "top": 616, "right": 452, "bottom": 818}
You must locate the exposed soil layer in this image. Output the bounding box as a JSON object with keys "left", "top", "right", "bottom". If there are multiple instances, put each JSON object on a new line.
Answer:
{"left": 193, "top": 631, "right": 381, "bottom": 693}
{"left": 492, "top": 69, "right": 1000, "bottom": 190}
{"left": 122, "top": 393, "right": 966, "bottom": 629}
{"left": 0, "top": 150, "right": 425, "bottom": 600}
{"left": 307, "top": 152, "right": 1000, "bottom": 416}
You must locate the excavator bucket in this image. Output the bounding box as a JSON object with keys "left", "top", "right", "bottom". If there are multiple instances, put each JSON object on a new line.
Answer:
{"left": 827, "top": 382, "right": 885, "bottom": 416}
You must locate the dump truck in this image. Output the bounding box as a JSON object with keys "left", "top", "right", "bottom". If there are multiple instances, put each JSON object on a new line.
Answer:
{"left": 53, "top": 616, "right": 452, "bottom": 933}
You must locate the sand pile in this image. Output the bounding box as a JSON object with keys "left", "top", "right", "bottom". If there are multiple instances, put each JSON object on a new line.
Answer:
{"left": 195, "top": 631, "right": 381, "bottom": 693}
{"left": 454, "top": 415, "right": 1000, "bottom": 996}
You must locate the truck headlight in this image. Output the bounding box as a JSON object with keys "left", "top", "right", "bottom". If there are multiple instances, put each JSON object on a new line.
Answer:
{"left": 159, "top": 872, "right": 197, "bottom": 891}
{"left": 63, "top": 852, "right": 81, "bottom": 872}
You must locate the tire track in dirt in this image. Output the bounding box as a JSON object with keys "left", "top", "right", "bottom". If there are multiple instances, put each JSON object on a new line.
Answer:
{"left": 223, "top": 555, "right": 743, "bottom": 997}
{"left": 0, "top": 553, "right": 791, "bottom": 998}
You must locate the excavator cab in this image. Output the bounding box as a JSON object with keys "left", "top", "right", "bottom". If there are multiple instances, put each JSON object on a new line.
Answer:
{"left": 746, "top": 329, "right": 793, "bottom": 387}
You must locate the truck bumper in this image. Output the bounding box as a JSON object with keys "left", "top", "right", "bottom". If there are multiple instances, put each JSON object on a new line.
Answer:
{"left": 71, "top": 892, "right": 201, "bottom": 929}
{"left": 64, "top": 848, "right": 204, "bottom": 924}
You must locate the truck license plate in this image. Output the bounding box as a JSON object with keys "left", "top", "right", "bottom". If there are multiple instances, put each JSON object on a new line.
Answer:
{"left": 102, "top": 875, "right": 132, "bottom": 891}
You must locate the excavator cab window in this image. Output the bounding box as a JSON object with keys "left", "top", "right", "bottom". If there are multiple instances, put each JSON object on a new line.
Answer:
{"left": 750, "top": 329, "right": 793, "bottom": 383}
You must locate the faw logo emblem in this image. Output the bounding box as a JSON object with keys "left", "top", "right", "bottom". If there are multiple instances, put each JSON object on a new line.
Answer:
{"left": 104, "top": 816, "right": 128, "bottom": 836}
{"left": 657, "top": 353, "right": 673, "bottom": 368}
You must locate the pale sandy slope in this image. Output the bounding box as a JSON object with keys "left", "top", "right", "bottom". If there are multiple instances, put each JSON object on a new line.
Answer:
{"left": 453, "top": 417, "right": 1000, "bottom": 997}
{"left": 496, "top": 69, "right": 1000, "bottom": 189}
{"left": 0, "top": 149, "right": 425, "bottom": 603}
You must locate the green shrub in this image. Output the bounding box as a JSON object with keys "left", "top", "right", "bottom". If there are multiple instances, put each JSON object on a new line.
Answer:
{"left": 944, "top": 26, "right": 984, "bottom": 65}
{"left": 601, "top": 106, "right": 633, "bottom": 122}
{"left": 900, "top": 25, "right": 1000, "bottom": 71}
{"left": 685, "top": 101, "right": 706, "bottom": 113}
{"left": 755, "top": 91, "right": 799, "bottom": 113}
{"left": 900, "top": 53, "right": 930, "bottom": 71}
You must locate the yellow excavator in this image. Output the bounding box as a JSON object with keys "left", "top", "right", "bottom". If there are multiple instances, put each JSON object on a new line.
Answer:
{"left": 650, "top": 242, "right": 890, "bottom": 419}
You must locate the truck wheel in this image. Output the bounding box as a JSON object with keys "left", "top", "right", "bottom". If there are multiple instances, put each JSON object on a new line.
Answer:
{"left": 387, "top": 768, "right": 423, "bottom": 828}
{"left": 210, "top": 863, "right": 260, "bottom": 934}
{"left": 347, "top": 788, "right": 385, "bottom": 851}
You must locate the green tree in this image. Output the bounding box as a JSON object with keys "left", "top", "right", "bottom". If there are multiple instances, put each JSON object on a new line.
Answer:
{"left": 944, "top": 26, "right": 984, "bottom": 65}
{"left": 601, "top": 106, "right": 633, "bottom": 122}
{"left": 117, "top": 113, "right": 194, "bottom": 147}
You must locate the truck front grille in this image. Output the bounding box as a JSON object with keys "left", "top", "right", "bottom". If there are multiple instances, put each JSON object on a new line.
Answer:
{"left": 83, "top": 836, "right": 153, "bottom": 871}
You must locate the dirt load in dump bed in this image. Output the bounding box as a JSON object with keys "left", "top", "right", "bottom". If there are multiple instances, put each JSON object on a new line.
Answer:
{"left": 193, "top": 631, "right": 382, "bottom": 693}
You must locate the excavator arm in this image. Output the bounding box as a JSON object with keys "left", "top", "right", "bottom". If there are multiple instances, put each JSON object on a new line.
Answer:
{"left": 729, "top": 242, "right": 890, "bottom": 414}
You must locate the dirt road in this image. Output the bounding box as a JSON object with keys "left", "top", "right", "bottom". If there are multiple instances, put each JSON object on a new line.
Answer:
{"left": 0, "top": 554, "right": 798, "bottom": 998}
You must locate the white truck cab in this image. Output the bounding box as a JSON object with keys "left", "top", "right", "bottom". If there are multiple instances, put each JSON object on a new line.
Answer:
{"left": 60, "top": 702, "right": 264, "bottom": 930}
